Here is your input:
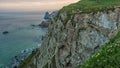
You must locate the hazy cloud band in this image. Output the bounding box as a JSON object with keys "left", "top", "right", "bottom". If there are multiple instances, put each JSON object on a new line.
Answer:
{"left": 0, "top": 0, "right": 79, "bottom": 11}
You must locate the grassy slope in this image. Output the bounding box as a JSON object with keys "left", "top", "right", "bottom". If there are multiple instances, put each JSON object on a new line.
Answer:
{"left": 79, "top": 32, "right": 120, "bottom": 68}
{"left": 61, "top": 0, "right": 120, "bottom": 14}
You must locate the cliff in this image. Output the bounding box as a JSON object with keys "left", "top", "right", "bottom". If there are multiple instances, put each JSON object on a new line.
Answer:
{"left": 19, "top": 0, "right": 120, "bottom": 68}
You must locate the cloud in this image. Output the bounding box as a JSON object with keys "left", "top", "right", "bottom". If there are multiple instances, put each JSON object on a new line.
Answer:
{"left": 0, "top": 0, "right": 79, "bottom": 11}
{"left": 0, "top": 0, "right": 78, "bottom": 2}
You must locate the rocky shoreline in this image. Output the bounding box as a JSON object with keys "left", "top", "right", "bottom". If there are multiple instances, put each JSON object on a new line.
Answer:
{"left": 9, "top": 11, "right": 57, "bottom": 68}
{"left": 9, "top": 38, "right": 44, "bottom": 68}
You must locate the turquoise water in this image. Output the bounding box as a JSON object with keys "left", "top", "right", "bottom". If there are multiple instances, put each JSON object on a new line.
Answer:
{"left": 0, "top": 11, "right": 47, "bottom": 66}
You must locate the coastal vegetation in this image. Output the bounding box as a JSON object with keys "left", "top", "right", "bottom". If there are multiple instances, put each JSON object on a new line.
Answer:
{"left": 79, "top": 32, "right": 120, "bottom": 68}
{"left": 61, "top": 0, "right": 120, "bottom": 13}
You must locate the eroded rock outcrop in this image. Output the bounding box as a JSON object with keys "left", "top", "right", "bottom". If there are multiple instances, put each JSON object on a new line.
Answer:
{"left": 21, "top": 7, "right": 120, "bottom": 68}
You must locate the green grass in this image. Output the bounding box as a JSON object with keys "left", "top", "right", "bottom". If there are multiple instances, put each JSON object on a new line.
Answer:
{"left": 55, "top": 0, "right": 120, "bottom": 25}
{"left": 79, "top": 32, "right": 120, "bottom": 68}
{"left": 60, "top": 0, "right": 120, "bottom": 14}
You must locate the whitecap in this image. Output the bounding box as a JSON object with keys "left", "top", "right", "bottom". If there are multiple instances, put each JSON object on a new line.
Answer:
{"left": 38, "top": 43, "right": 41, "bottom": 47}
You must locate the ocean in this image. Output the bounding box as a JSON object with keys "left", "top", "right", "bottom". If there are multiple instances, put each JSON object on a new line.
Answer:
{"left": 0, "top": 11, "right": 47, "bottom": 67}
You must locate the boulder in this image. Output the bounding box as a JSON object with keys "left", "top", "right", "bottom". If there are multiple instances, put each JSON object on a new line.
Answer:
{"left": 38, "top": 21, "right": 49, "bottom": 28}
{"left": 2, "top": 31, "right": 9, "bottom": 35}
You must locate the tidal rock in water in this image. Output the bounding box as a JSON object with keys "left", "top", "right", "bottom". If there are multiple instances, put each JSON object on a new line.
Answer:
{"left": 38, "top": 21, "right": 49, "bottom": 28}
{"left": 2, "top": 31, "right": 9, "bottom": 35}
{"left": 31, "top": 24, "right": 36, "bottom": 27}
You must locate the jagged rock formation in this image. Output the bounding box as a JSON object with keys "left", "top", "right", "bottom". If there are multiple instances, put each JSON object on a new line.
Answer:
{"left": 44, "top": 11, "right": 58, "bottom": 21}
{"left": 39, "top": 11, "right": 58, "bottom": 28}
{"left": 20, "top": 7, "right": 120, "bottom": 68}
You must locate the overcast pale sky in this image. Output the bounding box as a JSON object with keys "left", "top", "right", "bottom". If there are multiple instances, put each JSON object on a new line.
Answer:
{"left": 0, "top": 0, "right": 79, "bottom": 11}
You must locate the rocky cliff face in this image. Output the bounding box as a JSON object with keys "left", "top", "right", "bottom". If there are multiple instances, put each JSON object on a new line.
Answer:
{"left": 23, "top": 7, "right": 120, "bottom": 68}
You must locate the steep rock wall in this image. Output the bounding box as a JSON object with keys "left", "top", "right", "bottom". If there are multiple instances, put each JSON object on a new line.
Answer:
{"left": 24, "top": 7, "right": 120, "bottom": 68}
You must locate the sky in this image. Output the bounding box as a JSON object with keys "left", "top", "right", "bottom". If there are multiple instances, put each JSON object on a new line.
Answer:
{"left": 0, "top": 0, "right": 79, "bottom": 11}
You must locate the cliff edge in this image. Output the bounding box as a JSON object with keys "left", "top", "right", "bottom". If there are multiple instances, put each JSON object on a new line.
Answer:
{"left": 19, "top": 0, "right": 120, "bottom": 68}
